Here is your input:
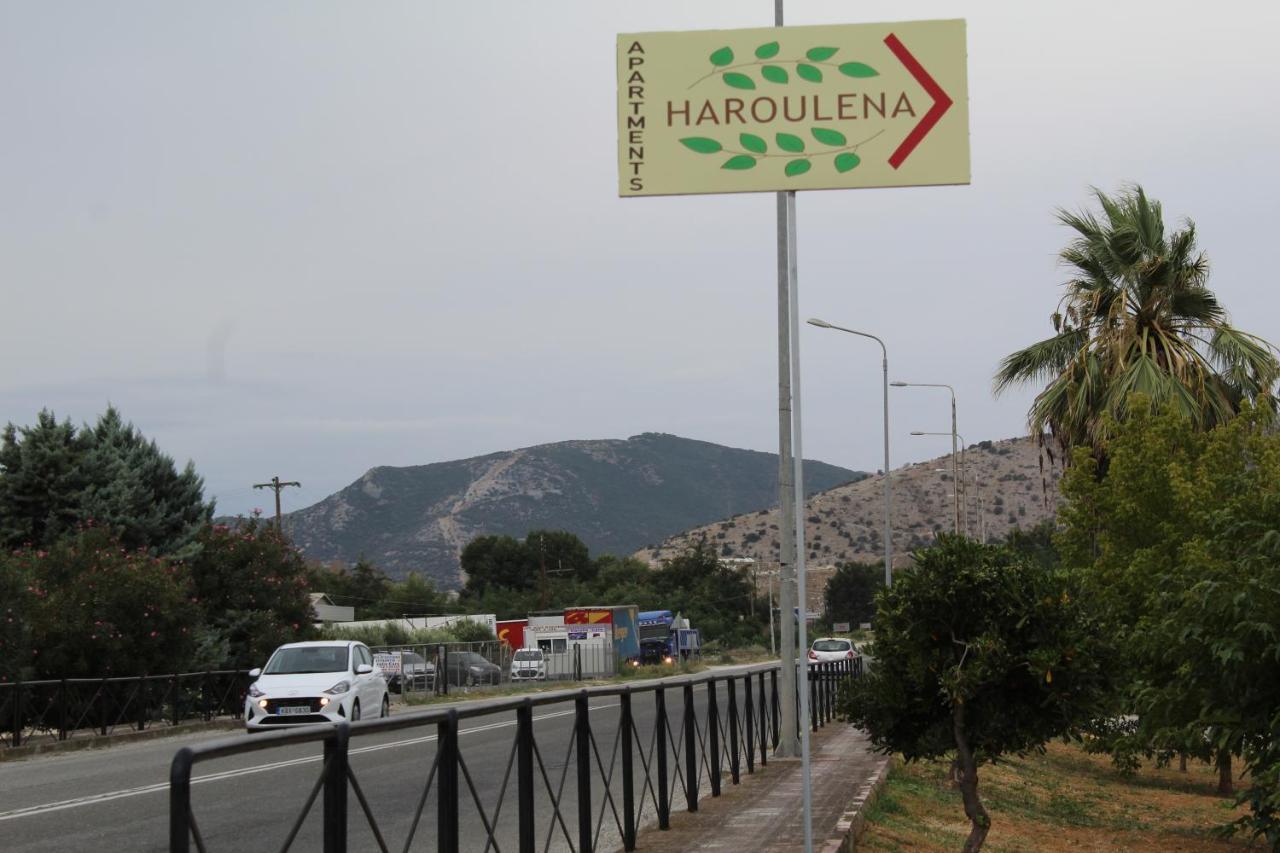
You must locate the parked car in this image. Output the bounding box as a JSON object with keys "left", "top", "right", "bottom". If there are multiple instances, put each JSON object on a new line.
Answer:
{"left": 807, "top": 637, "right": 859, "bottom": 664}
{"left": 385, "top": 651, "right": 437, "bottom": 694}
{"left": 445, "top": 650, "right": 502, "bottom": 686}
{"left": 510, "top": 648, "right": 547, "bottom": 681}
{"left": 245, "top": 640, "right": 389, "bottom": 730}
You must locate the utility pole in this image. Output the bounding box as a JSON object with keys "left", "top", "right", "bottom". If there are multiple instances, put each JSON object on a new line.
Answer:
{"left": 253, "top": 476, "right": 301, "bottom": 530}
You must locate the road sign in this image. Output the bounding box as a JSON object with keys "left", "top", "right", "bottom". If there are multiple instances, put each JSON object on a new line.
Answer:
{"left": 832, "top": 622, "right": 851, "bottom": 633}
{"left": 617, "top": 19, "right": 968, "bottom": 196}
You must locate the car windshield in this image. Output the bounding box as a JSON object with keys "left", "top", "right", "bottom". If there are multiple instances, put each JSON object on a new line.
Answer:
{"left": 514, "top": 650, "right": 542, "bottom": 661}
{"left": 812, "top": 640, "right": 850, "bottom": 652}
{"left": 403, "top": 653, "right": 425, "bottom": 665}
{"left": 265, "top": 646, "right": 349, "bottom": 674}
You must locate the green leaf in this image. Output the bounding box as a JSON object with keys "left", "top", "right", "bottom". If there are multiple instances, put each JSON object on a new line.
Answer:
{"left": 680, "top": 137, "right": 723, "bottom": 154}
{"left": 834, "top": 152, "right": 861, "bottom": 173}
{"left": 811, "top": 127, "right": 847, "bottom": 146}
{"left": 739, "top": 133, "right": 767, "bottom": 154}
{"left": 723, "top": 72, "right": 756, "bottom": 90}
{"left": 796, "top": 63, "right": 823, "bottom": 83}
{"left": 755, "top": 41, "right": 780, "bottom": 59}
{"left": 838, "top": 62, "right": 879, "bottom": 78}
{"left": 710, "top": 47, "right": 734, "bottom": 67}
{"left": 806, "top": 47, "right": 839, "bottom": 61}
{"left": 776, "top": 133, "right": 805, "bottom": 153}
{"left": 760, "top": 65, "right": 789, "bottom": 84}
{"left": 722, "top": 155, "right": 757, "bottom": 170}
{"left": 785, "top": 159, "right": 812, "bottom": 177}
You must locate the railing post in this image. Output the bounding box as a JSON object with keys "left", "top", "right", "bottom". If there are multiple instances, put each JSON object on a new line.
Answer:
{"left": 683, "top": 682, "right": 697, "bottom": 811}
{"left": 819, "top": 664, "right": 827, "bottom": 726}
{"left": 169, "top": 746, "right": 195, "bottom": 853}
{"left": 438, "top": 710, "right": 459, "bottom": 853}
{"left": 59, "top": 678, "right": 68, "bottom": 741}
{"left": 621, "top": 689, "right": 636, "bottom": 851}
{"left": 171, "top": 674, "right": 181, "bottom": 728}
{"left": 810, "top": 667, "right": 819, "bottom": 732}
{"left": 12, "top": 681, "right": 21, "bottom": 748}
{"left": 322, "top": 723, "right": 349, "bottom": 853}
{"left": 727, "top": 676, "right": 740, "bottom": 785}
{"left": 575, "top": 691, "right": 592, "bottom": 853}
{"left": 655, "top": 686, "right": 670, "bottom": 830}
{"left": 743, "top": 673, "right": 755, "bottom": 774}
{"left": 201, "top": 672, "right": 210, "bottom": 722}
{"left": 138, "top": 676, "right": 148, "bottom": 732}
{"left": 758, "top": 672, "right": 768, "bottom": 766}
{"left": 707, "top": 679, "right": 721, "bottom": 797}
{"left": 517, "top": 700, "right": 535, "bottom": 853}
{"left": 99, "top": 678, "right": 108, "bottom": 736}
{"left": 769, "top": 669, "right": 779, "bottom": 748}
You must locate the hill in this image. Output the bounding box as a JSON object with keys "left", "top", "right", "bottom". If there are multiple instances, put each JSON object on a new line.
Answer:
{"left": 281, "top": 433, "right": 862, "bottom": 587}
{"left": 634, "top": 436, "right": 1063, "bottom": 610}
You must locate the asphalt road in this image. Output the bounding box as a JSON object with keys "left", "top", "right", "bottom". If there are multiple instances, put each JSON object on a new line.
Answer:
{"left": 0, "top": 665, "right": 783, "bottom": 852}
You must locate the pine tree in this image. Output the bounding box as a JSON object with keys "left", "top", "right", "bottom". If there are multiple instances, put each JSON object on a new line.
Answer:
{"left": 0, "top": 410, "right": 87, "bottom": 549}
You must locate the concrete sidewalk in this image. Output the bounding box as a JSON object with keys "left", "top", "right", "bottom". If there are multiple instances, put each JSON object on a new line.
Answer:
{"left": 625, "top": 723, "right": 890, "bottom": 853}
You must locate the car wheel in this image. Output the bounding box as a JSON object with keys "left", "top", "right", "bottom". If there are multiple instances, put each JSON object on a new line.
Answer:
{"left": 380, "top": 695, "right": 390, "bottom": 718}
{"left": 351, "top": 700, "right": 361, "bottom": 722}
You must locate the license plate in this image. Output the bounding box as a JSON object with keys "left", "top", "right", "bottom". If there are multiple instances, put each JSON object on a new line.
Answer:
{"left": 278, "top": 705, "right": 311, "bottom": 715}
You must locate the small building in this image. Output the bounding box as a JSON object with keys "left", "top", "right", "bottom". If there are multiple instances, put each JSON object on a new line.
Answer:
{"left": 309, "top": 593, "right": 355, "bottom": 624}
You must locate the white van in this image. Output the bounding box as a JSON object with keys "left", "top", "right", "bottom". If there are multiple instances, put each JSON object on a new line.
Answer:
{"left": 510, "top": 647, "right": 547, "bottom": 681}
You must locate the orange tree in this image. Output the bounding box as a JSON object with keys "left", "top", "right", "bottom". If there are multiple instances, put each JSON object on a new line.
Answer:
{"left": 839, "top": 536, "right": 1114, "bottom": 852}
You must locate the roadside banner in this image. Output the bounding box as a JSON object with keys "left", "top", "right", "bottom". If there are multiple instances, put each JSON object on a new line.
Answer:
{"left": 617, "top": 18, "right": 969, "bottom": 196}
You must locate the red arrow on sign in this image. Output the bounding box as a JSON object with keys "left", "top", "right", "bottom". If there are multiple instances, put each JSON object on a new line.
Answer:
{"left": 883, "top": 33, "right": 954, "bottom": 170}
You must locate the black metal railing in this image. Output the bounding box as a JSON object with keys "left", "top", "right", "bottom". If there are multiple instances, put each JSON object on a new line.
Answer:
{"left": 0, "top": 670, "right": 250, "bottom": 749}
{"left": 169, "top": 659, "right": 861, "bottom": 853}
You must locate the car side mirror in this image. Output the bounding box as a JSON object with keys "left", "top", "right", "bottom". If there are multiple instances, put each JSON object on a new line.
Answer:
{"left": 248, "top": 668, "right": 262, "bottom": 678}
{"left": 355, "top": 663, "right": 374, "bottom": 675}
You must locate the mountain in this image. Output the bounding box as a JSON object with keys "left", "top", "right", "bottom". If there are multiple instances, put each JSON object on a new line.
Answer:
{"left": 281, "top": 433, "right": 863, "bottom": 587}
{"left": 634, "top": 436, "right": 1063, "bottom": 611}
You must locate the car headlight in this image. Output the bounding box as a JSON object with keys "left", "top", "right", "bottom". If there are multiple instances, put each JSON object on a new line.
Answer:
{"left": 663, "top": 656, "right": 674, "bottom": 665}
{"left": 325, "top": 680, "right": 351, "bottom": 695}
{"left": 248, "top": 683, "right": 265, "bottom": 698}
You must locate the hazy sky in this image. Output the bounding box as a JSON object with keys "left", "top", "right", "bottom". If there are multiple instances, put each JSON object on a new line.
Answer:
{"left": 3, "top": 1, "right": 1277, "bottom": 518}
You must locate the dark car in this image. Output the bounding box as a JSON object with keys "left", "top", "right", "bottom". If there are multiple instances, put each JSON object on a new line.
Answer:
{"left": 445, "top": 651, "right": 502, "bottom": 687}
{"left": 385, "top": 651, "right": 436, "bottom": 694}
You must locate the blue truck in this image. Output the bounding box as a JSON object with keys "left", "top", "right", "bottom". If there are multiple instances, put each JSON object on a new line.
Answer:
{"left": 637, "top": 610, "right": 701, "bottom": 664}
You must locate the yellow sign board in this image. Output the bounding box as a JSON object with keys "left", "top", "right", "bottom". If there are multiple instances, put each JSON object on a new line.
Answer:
{"left": 617, "top": 19, "right": 969, "bottom": 197}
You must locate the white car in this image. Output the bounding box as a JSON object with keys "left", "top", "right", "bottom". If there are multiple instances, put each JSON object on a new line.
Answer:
{"left": 807, "top": 637, "right": 859, "bottom": 664}
{"left": 510, "top": 648, "right": 547, "bottom": 681}
{"left": 245, "top": 640, "right": 389, "bottom": 730}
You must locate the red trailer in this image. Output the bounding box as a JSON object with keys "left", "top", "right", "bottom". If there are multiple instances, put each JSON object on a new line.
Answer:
{"left": 496, "top": 619, "right": 528, "bottom": 650}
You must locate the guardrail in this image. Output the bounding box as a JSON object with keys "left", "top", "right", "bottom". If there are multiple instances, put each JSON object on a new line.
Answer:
{"left": 0, "top": 670, "right": 250, "bottom": 749}
{"left": 169, "top": 658, "right": 861, "bottom": 852}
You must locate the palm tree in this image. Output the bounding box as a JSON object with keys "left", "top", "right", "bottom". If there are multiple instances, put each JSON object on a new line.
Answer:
{"left": 995, "top": 185, "right": 1278, "bottom": 459}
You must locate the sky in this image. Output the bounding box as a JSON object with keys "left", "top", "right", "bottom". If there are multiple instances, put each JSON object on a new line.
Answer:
{"left": 2, "top": 1, "right": 1278, "bottom": 518}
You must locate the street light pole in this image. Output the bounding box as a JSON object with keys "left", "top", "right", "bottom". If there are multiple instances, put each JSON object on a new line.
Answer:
{"left": 920, "top": 432, "right": 975, "bottom": 537}
{"left": 806, "top": 318, "right": 893, "bottom": 586}
{"left": 893, "top": 382, "right": 959, "bottom": 534}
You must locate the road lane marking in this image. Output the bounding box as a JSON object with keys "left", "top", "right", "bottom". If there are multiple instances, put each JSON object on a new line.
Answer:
{"left": 0, "top": 702, "right": 619, "bottom": 822}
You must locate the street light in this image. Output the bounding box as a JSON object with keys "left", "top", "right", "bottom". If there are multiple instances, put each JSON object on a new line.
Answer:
{"left": 893, "top": 382, "right": 960, "bottom": 533}
{"left": 924, "top": 435, "right": 985, "bottom": 540}
{"left": 806, "top": 317, "right": 893, "bottom": 586}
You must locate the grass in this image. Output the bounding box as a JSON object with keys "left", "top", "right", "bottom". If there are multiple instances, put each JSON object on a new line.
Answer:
{"left": 858, "top": 742, "right": 1265, "bottom": 851}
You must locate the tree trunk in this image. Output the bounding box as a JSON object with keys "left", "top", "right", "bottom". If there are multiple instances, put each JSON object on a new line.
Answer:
{"left": 1179, "top": 752, "right": 1187, "bottom": 773}
{"left": 952, "top": 703, "right": 990, "bottom": 852}
{"left": 1216, "top": 750, "right": 1233, "bottom": 797}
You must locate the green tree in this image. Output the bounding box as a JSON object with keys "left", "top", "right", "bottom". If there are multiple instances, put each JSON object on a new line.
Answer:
{"left": 1057, "top": 403, "right": 1280, "bottom": 838}
{"left": 75, "top": 407, "right": 213, "bottom": 557}
{"left": 840, "top": 536, "right": 1114, "bottom": 852}
{"left": 0, "top": 406, "right": 213, "bottom": 556}
{"left": 460, "top": 535, "right": 534, "bottom": 595}
{"left": 0, "top": 410, "right": 86, "bottom": 549}
{"left": 187, "top": 518, "right": 313, "bottom": 668}
{"left": 655, "top": 540, "right": 764, "bottom": 647}
{"left": 821, "top": 561, "right": 881, "bottom": 627}
{"left": 19, "top": 527, "right": 198, "bottom": 678}
{"left": 994, "top": 186, "right": 1278, "bottom": 462}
